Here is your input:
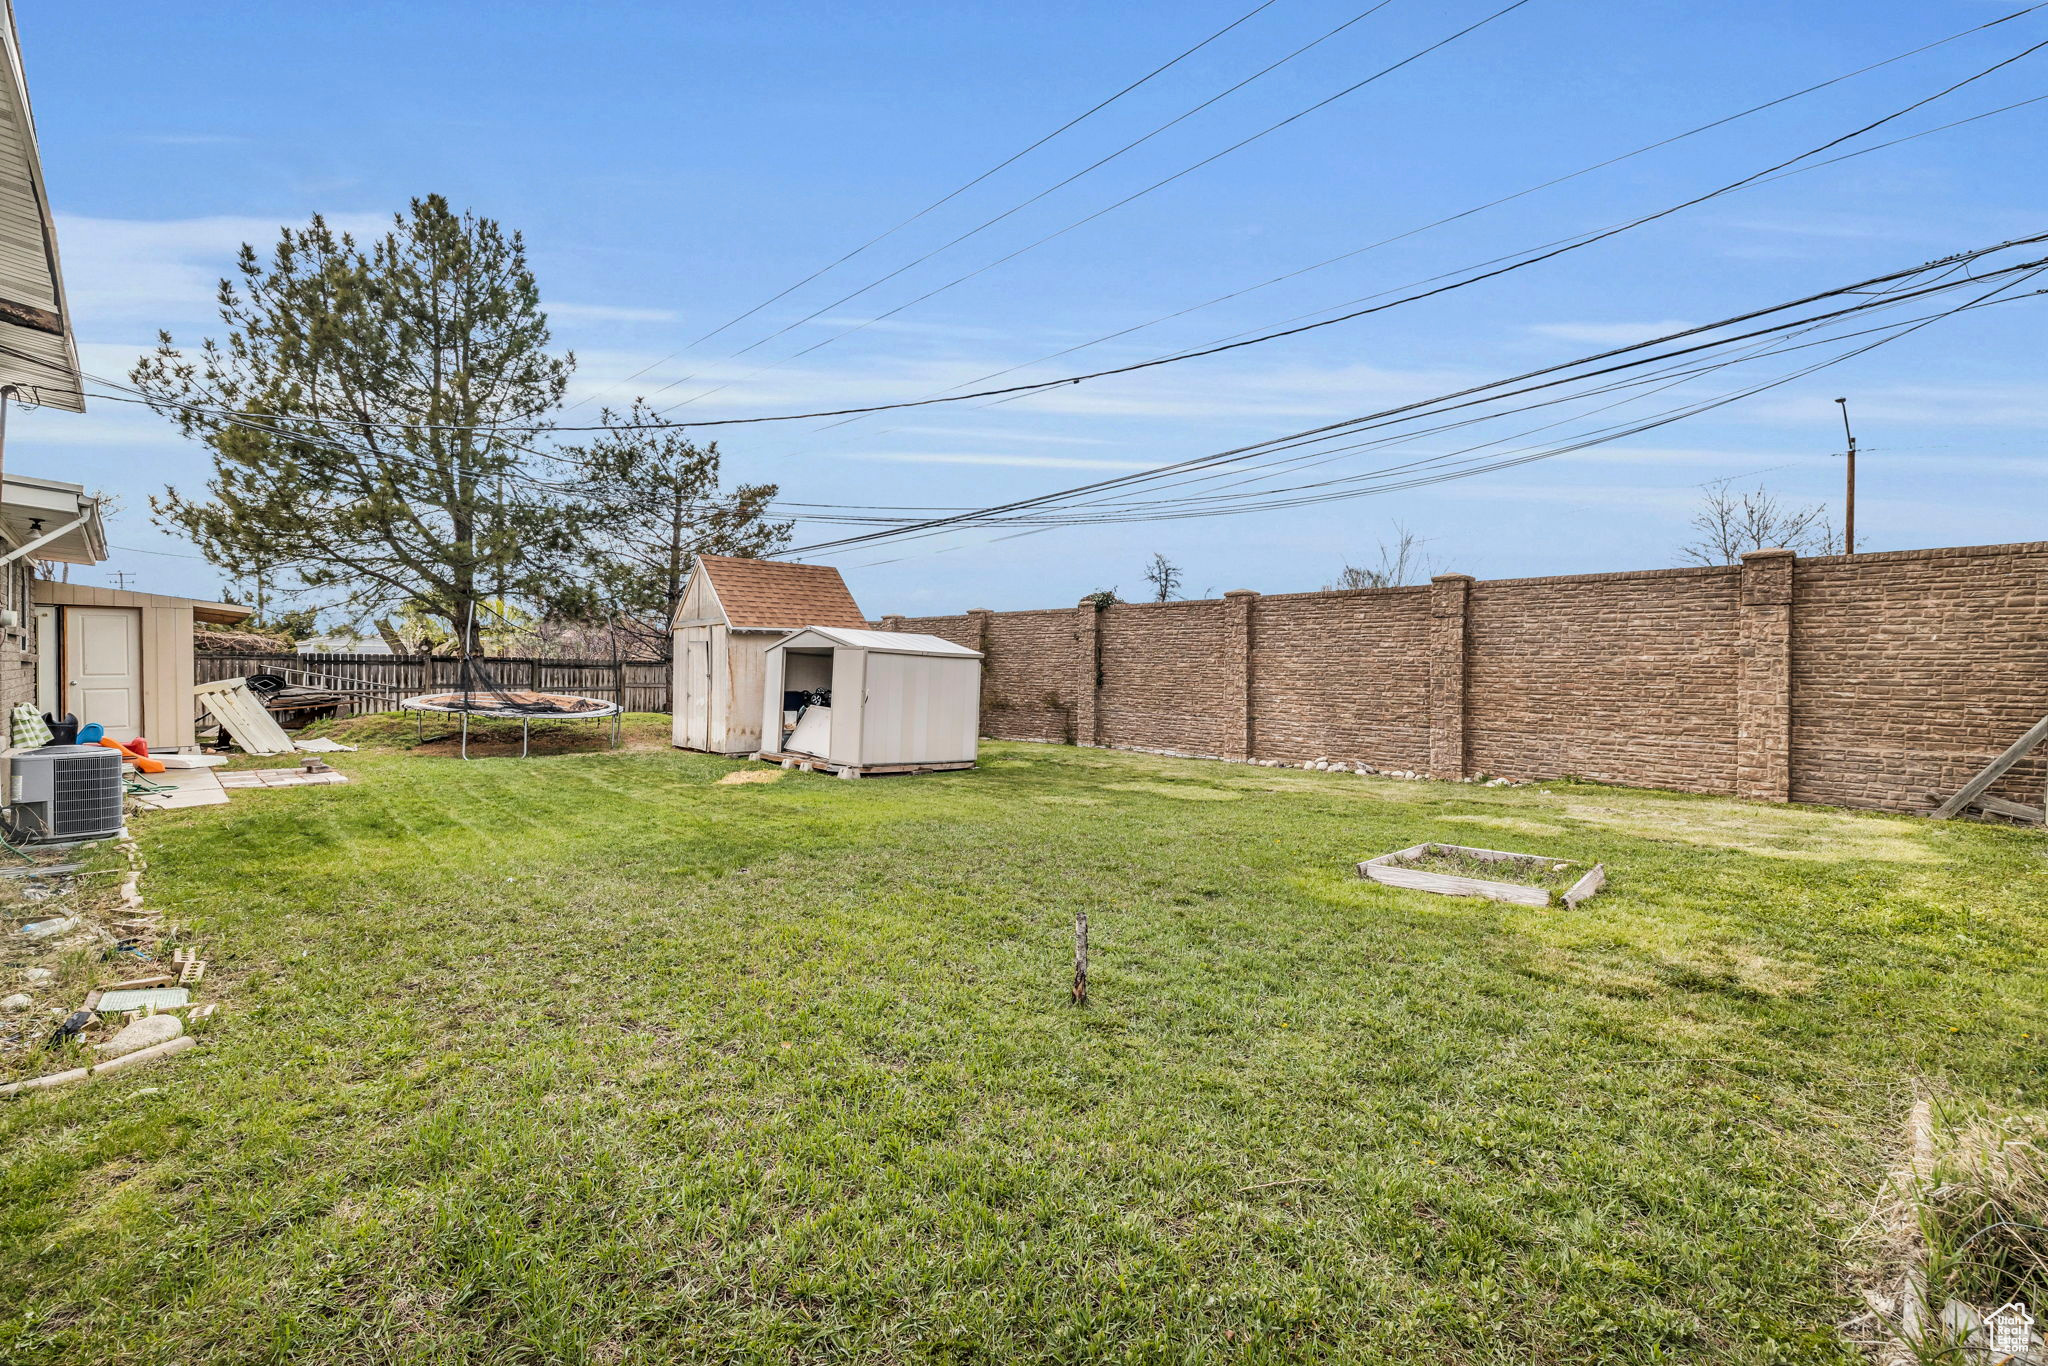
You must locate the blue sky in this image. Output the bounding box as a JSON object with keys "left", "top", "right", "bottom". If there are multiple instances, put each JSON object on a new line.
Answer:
{"left": 11, "top": 0, "right": 2047, "bottom": 613}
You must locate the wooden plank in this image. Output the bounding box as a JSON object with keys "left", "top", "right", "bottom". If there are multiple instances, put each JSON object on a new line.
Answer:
{"left": 1357, "top": 841, "right": 1600, "bottom": 910}
{"left": 1969, "top": 793, "right": 2045, "bottom": 823}
{"left": 1928, "top": 790, "right": 2048, "bottom": 824}
{"left": 1931, "top": 713, "right": 2048, "bottom": 820}
{"left": 1361, "top": 861, "right": 1552, "bottom": 908}
{"left": 193, "top": 677, "right": 296, "bottom": 755}
{"left": 1563, "top": 864, "right": 1607, "bottom": 908}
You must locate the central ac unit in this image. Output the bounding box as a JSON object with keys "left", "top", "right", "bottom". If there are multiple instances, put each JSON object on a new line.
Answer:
{"left": 5, "top": 744, "right": 125, "bottom": 842}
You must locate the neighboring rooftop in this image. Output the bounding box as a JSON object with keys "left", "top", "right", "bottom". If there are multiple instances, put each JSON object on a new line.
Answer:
{"left": 689, "top": 555, "right": 867, "bottom": 630}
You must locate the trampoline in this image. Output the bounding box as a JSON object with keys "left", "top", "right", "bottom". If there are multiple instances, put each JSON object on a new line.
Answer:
{"left": 399, "top": 689, "right": 623, "bottom": 758}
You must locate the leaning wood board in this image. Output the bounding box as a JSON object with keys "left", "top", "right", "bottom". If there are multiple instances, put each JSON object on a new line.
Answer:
{"left": 192, "top": 677, "right": 297, "bottom": 756}
{"left": 1358, "top": 842, "right": 1606, "bottom": 909}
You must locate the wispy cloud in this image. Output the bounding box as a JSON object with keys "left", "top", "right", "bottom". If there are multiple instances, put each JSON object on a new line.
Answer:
{"left": 1739, "top": 383, "right": 2048, "bottom": 428}
{"left": 547, "top": 302, "right": 679, "bottom": 324}
{"left": 135, "top": 133, "right": 249, "bottom": 147}
{"left": 55, "top": 213, "right": 389, "bottom": 332}
{"left": 880, "top": 424, "right": 1115, "bottom": 446}
{"left": 845, "top": 452, "right": 1154, "bottom": 471}
{"left": 1526, "top": 320, "right": 1696, "bottom": 346}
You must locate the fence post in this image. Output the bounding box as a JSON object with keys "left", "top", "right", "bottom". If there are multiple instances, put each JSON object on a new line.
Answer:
{"left": 1737, "top": 549, "right": 1795, "bottom": 802}
{"left": 1075, "top": 599, "right": 1101, "bottom": 748}
{"left": 1429, "top": 574, "right": 1473, "bottom": 781}
{"left": 1222, "top": 591, "right": 1258, "bottom": 759}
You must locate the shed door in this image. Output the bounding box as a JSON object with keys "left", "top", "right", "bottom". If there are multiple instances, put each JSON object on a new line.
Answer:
{"left": 64, "top": 606, "right": 143, "bottom": 742}
{"left": 682, "top": 639, "right": 710, "bottom": 749}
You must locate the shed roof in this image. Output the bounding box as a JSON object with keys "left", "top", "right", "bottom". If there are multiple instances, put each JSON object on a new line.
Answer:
{"left": 35, "top": 577, "right": 252, "bottom": 624}
{"left": 691, "top": 555, "right": 866, "bottom": 630}
{"left": 770, "top": 626, "right": 981, "bottom": 659}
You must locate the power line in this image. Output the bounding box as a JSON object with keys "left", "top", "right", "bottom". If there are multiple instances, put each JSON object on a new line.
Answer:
{"left": 795, "top": 283, "right": 2014, "bottom": 530}
{"left": 649, "top": 0, "right": 1533, "bottom": 415}
{"left": 772, "top": 238, "right": 2048, "bottom": 553}
{"left": 103, "top": 29, "right": 2042, "bottom": 445}
{"left": 807, "top": 8, "right": 2048, "bottom": 439}
{"left": 828, "top": 284, "right": 2031, "bottom": 564}
{"left": 639, "top": 0, "right": 1409, "bottom": 411}
{"left": 564, "top": 0, "right": 1290, "bottom": 416}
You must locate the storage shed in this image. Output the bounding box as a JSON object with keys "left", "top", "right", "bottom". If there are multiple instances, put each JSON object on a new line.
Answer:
{"left": 671, "top": 555, "right": 868, "bottom": 754}
{"left": 31, "top": 580, "right": 253, "bottom": 749}
{"left": 759, "top": 626, "right": 982, "bottom": 777}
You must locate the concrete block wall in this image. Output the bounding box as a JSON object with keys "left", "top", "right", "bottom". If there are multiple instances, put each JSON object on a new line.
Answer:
{"left": 1787, "top": 542, "right": 2048, "bottom": 810}
{"left": 877, "top": 540, "right": 2048, "bottom": 814}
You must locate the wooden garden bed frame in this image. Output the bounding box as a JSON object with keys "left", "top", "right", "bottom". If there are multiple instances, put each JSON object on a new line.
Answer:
{"left": 1358, "top": 842, "right": 1606, "bottom": 909}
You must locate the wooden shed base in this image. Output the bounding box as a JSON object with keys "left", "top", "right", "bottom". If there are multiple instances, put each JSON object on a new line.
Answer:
{"left": 754, "top": 750, "right": 976, "bottom": 780}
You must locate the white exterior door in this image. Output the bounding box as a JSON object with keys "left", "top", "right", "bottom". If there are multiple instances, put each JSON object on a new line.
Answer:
{"left": 64, "top": 607, "right": 143, "bottom": 742}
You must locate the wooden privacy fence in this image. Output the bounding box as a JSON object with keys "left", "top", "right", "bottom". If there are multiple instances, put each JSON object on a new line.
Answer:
{"left": 193, "top": 653, "right": 672, "bottom": 715}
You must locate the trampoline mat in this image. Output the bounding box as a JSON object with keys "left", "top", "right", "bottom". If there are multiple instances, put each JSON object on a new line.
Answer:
{"left": 399, "top": 690, "right": 622, "bottom": 719}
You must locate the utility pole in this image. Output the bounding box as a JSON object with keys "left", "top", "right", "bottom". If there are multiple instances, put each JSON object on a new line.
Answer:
{"left": 1833, "top": 397, "right": 1857, "bottom": 555}
{"left": 108, "top": 569, "right": 133, "bottom": 591}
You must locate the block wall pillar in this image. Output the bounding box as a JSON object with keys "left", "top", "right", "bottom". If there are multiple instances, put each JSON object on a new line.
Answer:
{"left": 1429, "top": 574, "right": 1473, "bottom": 780}
{"left": 1221, "top": 590, "right": 1258, "bottom": 759}
{"left": 1075, "top": 600, "right": 1102, "bottom": 747}
{"left": 1737, "top": 548, "right": 1795, "bottom": 802}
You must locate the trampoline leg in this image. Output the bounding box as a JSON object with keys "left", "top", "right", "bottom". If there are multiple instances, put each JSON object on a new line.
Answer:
{"left": 414, "top": 711, "right": 422, "bottom": 743}
{"left": 612, "top": 711, "right": 621, "bottom": 748}
{"left": 461, "top": 712, "right": 469, "bottom": 760}
{"left": 522, "top": 718, "right": 530, "bottom": 758}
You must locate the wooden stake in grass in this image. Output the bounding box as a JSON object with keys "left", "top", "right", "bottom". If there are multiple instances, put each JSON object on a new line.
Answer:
{"left": 1072, "top": 912, "right": 1088, "bottom": 1006}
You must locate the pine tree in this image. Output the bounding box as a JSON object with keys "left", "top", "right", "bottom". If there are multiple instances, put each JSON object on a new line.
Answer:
{"left": 560, "top": 401, "right": 791, "bottom": 655}
{"left": 135, "top": 196, "right": 574, "bottom": 649}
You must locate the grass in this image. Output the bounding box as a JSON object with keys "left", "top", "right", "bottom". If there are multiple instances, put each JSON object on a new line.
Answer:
{"left": 1918, "top": 1111, "right": 2048, "bottom": 1315}
{"left": 1, "top": 719, "right": 2044, "bottom": 1363}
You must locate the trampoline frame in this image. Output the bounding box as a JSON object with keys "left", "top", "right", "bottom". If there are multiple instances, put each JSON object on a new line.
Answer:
{"left": 398, "top": 692, "right": 624, "bottom": 758}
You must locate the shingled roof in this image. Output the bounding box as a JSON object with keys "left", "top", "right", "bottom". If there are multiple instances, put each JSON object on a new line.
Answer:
{"left": 692, "top": 555, "right": 867, "bottom": 630}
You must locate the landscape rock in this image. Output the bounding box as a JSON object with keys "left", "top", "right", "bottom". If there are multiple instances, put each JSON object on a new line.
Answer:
{"left": 23, "top": 967, "right": 52, "bottom": 983}
{"left": 96, "top": 1013, "right": 184, "bottom": 1059}
{"left": 2, "top": 992, "right": 30, "bottom": 1012}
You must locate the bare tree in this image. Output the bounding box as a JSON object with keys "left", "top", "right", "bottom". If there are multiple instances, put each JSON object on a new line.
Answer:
{"left": 1680, "top": 481, "right": 1842, "bottom": 565}
{"left": 1328, "top": 525, "right": 1433, "bottom": 590}
{"left": 1142, "top": 552, "right": 1183, "bottom": 603}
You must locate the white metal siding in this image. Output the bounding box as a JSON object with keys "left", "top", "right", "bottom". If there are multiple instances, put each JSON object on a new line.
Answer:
{"left": 861, "top": 654, "right": 979, "bottom": 766}
{"left": 761, "top": 633, "right": 981, "bottom": 769}
{"left": 828, "top": 648, "right": 865, "bottom": 767}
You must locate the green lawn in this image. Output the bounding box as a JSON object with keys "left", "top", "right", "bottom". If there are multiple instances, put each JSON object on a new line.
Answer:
{"left": 2, "top": 721, "right": 2044, "bottom": 1363}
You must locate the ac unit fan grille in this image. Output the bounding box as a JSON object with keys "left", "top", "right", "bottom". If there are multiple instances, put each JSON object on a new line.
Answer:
{"left": 47, "top": 751, "right": 124, "bottom": 838}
